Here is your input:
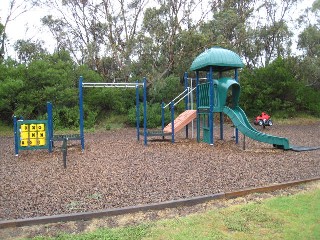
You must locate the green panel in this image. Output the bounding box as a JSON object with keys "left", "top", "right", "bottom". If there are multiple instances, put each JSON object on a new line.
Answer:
{"left": 213, "top": 78, "right": 240, "bottom": 112}
{"left": 17, "top": 120, "right": 49, "bottom": 151}
{"left": 198, "top": 83, "right": 210, "bottom": 108}
{"left": 190, "top": 47, "right": 245, "bottom": 71}
{"left": 198, "top": 78, "right": 241, "bottom": 112}
{"left": 203, "top": 127, "right": 210, "bottom": 144}
{"left": 223, "top": 106, "right": 290, "bottom": 149}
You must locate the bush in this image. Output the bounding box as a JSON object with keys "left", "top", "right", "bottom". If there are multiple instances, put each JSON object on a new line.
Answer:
{"left": 240, "top": 57, "right": 320, "bottom": 117}
{"left": 127, "top": 103, "right": 172, "bottom": 128}
{"left": 149, "top": 75, "right": 184, "bottom": 103}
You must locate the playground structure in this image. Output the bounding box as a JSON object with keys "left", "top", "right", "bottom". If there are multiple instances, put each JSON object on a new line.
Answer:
{"left": 188, "top": 47, "right": 292, "bottom": 149}
{"left": 183, "top": 46, "right": 319, "bottom": 151}
{"left": 146, "top": 47, "right": 290, "bottom": 149}
{"left": 14, "top": 46, "right": 320, "bottom": 154}
{"left": 78, "top": 77, "right": 174, "bottom": 146}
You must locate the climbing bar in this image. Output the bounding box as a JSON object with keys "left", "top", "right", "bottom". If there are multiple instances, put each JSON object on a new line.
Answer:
{"left": 53, "top": 134, "right": 81, "bottom": 141}
{"left": 82, "top": 82, "right": 144, "bottom": 88}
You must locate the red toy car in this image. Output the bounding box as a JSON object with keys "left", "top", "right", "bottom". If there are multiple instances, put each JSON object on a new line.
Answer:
{"left": 254, "top": 112, "right": 273, "bottom": 127}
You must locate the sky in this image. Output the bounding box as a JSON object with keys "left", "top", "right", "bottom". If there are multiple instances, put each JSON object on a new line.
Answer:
{"left": 1, "top": 0, "right": 315, "bottom": 59}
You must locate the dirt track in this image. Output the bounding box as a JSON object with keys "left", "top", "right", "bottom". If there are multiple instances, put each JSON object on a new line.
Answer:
{"left": 1, "top": 121, "right": 320, "bottom": 221}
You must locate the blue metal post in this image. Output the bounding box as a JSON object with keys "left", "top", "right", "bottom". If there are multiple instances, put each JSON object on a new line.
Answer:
{"left": 161, "top": 101, "right": 165, "bottom": 130}
{"left": 184, "top": 72, "right": 189, "bottom": 139}
{"left": 184, "top": 72, "right": 189, "bottom": 110}
{"left": 143, "top": 77, "right": 147, "bottom": 146}
{"left": 209, "top": 67, "right": 214, "bottom": 145}
{"left": 79, "top": 76, "right": 85, "bottom": 151}
{"left": 196, "top": 71, "right": 200, "bottom": 143}
{"left": 47, "top": 102, "right": 53, "bottom": 152}
{"left": 136, "top": 81, "right": 140, "bottom": 141}
{"left": 235, "top": 68, "right": 239, "bottom": 144}
{"left": 161, "top": 101, "right": 165, "bottom": 139}
{"left": 170, "top": 101, "right": 175, "bottom": 143}
{"left": 13, "top": 116, "right": 19, "bottom": 156}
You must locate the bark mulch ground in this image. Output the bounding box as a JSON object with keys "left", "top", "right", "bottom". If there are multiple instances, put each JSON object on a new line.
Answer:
{"left": 1, "top": 121, "right": 319, "bottom": 222}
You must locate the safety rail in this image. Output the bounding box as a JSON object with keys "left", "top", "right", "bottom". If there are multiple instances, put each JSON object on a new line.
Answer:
{"left": 163, "top": 86, "right": 196, "bottom": 109}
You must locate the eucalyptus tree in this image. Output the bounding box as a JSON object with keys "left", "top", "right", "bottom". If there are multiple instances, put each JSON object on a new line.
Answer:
{"left": 136, "top": 0, "right": 210, "bottom": 82}
{"left": 296, "top": 0, "right": 320, "bottom": 89}
{"left": 254, "top": 0, "right": 297, "bottom": 66}
{"left": 14, "top": 39, "right": 47, "bottom": 64}
{"left": 201, "top": 0, "right": 256, "bottom": 66}
{"left": 40, "top": 0, "right": 104, "bottom": 69}
{"left": 202, "top": 0, "right": 299, "bottom": 68}
{"left": 40, "top": 0, "right": 147, "bottom": 80}
{"left": 0, "top": 0, "right": 37, "bottom": 61}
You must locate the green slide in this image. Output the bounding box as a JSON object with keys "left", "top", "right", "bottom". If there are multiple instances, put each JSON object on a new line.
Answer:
{"left": 223, "top": 106, "right": 290, "bottom": 150}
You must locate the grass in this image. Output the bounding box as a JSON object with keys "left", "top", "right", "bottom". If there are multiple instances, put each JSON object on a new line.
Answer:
{"left": 94, "top": 114, "right": 127, "bottom": 131}
{"left": 273, "top": 115, "right": 320, "bottom": 125}
{"left": 0, "top": 122, "right": 13, "bottom": 136}
{"left": 26, "top": 183, "right": 320, "bottom": 240}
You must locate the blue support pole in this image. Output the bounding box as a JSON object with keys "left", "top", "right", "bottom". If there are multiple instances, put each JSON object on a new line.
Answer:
{"left": 161, "top": 101, "right": 165, "bottom": 139}
{"left": 209, "top": 67, "right": 214, "bottom": 145}
{"left": 47, "top": 102, "right": 53, "bottom": 152}
{"left": 79, "top": 76, "right": 85, "bottom": 151}
{"left": 196, "top": 71, "right": 200, "bottom": 143}
{"left": 13, "top": 116, "right": 19, "bottom": 156}
{"left": 161, "top": 101, "right": 165, "bottom": 130}
{"left": 235, "top": 68, "right": 239, "bottom": 144}
{"left": 184, "top": 72, "right": 189, "bottom": 139}
{"left": 136, "top": 81, "right": 140, "bottom": 141}
{"left": 170, "top": 101, "right": 175, "bottom": 143}
{"left": 143, "top": 77, "right": 147, "bottom": 146}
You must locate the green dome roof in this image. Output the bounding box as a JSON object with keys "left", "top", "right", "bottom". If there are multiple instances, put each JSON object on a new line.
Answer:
{"left": 190, "top": 47, "right": 244, "bottom": 72}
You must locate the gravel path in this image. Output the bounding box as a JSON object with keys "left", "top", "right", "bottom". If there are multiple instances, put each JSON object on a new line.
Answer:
{"left": 1, "top": 121, "right": 319, "bottom": 221}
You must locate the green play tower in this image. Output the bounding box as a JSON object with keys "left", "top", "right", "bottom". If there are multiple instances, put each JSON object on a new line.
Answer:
{"left": 190, "top": 46, "right": 291, "bottom": 149}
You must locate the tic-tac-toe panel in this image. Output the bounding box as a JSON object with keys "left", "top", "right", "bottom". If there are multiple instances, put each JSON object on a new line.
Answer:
{"left": 17, "top": 120, "right": 49, "bottom": 150}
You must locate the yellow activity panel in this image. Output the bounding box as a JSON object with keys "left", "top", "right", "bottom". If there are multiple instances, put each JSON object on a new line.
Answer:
{"left": 17, "top": 120, "right": 49, "bottom": 150}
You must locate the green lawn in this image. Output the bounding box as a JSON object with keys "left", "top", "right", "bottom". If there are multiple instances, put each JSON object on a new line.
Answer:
{"left": 30, "top": 183, "right": 320, "bottom": 240}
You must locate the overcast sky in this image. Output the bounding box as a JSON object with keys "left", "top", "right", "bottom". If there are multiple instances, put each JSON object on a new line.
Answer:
{"left": 1, "top": 0, "right": 315, "bottom": 59}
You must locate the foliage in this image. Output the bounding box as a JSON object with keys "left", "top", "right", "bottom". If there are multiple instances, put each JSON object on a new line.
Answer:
{"left": 1, "top": 0, "right": 320, "bottom": 129}
{"left": 149, "top": 75, "right": 184, "bottom": 103}
{"left": 14, "top": 39, "right": 47, "bottom": 64}
{"left": 240, "top": 57, "right": 320, "bottom": 117}
{"left": 128, "top": 102, "right": 171, "bottom": 129}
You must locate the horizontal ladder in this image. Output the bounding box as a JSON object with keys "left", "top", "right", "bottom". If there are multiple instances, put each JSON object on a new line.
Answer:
{"left": 82, "top": 82, "right": 144, "bottom": 88}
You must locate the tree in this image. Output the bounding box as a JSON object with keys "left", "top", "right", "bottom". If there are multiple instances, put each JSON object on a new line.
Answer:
{"left": 296, "top": 0, "right": 320, "bottom": 89}
{"left": 40, "top": 0, "right": 147, "bottom": 80}
{"left": 14, "top": 39, "right": 47, "bottom": 64}
{"left": 0, "top": 0, "right": 37, "bottom": 61}
{"left": 201, "top": 0, "right": 298, "bottom": 68}
{"left": 255, "top": 0, "right": 296, "bottom": 66}
{"left": 138, "top": 0, "right": 210, "bottom": 83}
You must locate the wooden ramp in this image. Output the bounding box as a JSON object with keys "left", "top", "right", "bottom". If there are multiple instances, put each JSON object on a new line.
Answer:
{"left": 163, "top": 110, "right": 197, "bottom": 133}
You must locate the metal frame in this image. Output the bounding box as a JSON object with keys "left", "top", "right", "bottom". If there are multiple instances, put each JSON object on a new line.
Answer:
{"left": 194, "top": 68, "right": 240, "bottom": 145}
{"left": 79, "top": 76, "right": 148, "bottom": 146}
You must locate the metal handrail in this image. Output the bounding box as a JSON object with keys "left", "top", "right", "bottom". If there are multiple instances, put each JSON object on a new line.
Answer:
{"left": 163, "top": 86, "right": 196, "bottom": 109}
